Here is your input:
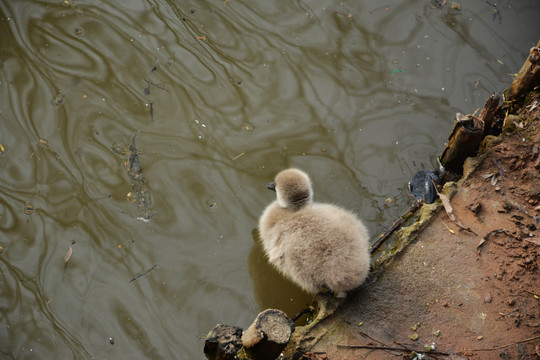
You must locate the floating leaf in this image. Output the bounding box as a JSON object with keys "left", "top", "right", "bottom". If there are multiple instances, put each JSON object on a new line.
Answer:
{"left": 64, "top": 246, "right": 73, "bottom": 263}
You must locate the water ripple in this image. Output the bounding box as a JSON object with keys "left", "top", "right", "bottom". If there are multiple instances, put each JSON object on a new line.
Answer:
{"left": 1, "top": 0, "right": 539, "bottom": 358}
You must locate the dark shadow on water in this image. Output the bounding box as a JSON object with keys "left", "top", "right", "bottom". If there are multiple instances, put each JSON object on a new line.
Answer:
{"left": 248, "top": 228, "right": 313, "bottom": 319}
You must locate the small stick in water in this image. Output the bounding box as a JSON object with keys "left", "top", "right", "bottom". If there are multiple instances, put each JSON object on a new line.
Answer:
{"left": 130, "top": 264, "right": 158, "bottom": 283}
{"left": 143, "top": 79, "right": 168, "bottom": 92}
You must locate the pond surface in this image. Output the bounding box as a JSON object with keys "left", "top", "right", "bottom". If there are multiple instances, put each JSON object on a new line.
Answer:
{"left": 0, "top": 0, "right": 538, "bottom": 358}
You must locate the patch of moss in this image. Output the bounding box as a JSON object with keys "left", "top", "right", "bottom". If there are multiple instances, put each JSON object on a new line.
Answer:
{"left": 479, "top": 135, "right": 503, "bottom": 155}
{"left": 503, "top": 114, "right": 522, "bottom": 133}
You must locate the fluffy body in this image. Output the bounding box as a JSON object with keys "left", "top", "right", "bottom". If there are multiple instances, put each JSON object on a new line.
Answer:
{"left": 258, "top": 169, "right": 371, "bottom": 294}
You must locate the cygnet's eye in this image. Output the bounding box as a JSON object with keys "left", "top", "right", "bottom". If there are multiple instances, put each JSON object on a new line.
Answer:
{"left": 266, "top": 182, "right": 276, "bottom": 191}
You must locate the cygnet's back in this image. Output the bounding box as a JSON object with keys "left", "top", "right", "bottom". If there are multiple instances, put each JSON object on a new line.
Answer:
{"left": 258, "top": 168, "right": 371, "bottom": 294}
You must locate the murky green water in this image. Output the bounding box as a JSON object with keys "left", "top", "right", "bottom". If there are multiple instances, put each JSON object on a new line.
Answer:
{"left": 0, "top": 0, "right": 538, "bottom": 358}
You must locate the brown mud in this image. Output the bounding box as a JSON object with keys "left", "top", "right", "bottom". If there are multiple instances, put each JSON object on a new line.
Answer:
{"left": 286, "top": 96, "right": 540, "bottom": 359}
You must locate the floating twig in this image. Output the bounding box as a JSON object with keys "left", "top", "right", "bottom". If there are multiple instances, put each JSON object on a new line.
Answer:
{"left": 143, "top": 79, "right": 169, "bottom": 92}
{"left": 368, "top": 4, "right": 389, "bottom": 13}
{"left": 120, "top": 210, "right": 156, "bottom": 222}
{"left": 129, "top": 264, "right": 158, "bottom": 283}
{"left": 232, "top": 152, "right": 245, "bottom": 161}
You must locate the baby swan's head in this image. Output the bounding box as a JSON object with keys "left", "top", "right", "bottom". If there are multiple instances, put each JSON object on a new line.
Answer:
{"left": 267, "top": 168, "right": 313, "bottom": 211}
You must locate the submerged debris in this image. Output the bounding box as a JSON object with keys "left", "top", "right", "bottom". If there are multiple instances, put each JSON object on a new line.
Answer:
{"left": 113, "top": 135, "right": 154, "bottom": 220}
{"left": 143, "top": 65, "right": 168, "bottom": 122}
{"left": 486, "top": 1, "right": 501, "bottom": 23}
{"left": 51, "top": 92, "right": 65, "bottom": 106}
{"left": 127, "top": 135, "right": 153, "bottom": 220}
{"left": 431, "top": 0, "right": 446, "bottom": 8}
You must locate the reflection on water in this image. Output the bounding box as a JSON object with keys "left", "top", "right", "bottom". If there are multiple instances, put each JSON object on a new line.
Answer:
{"left": 248, "top": 229, "right": 313, "bottom": 319}
{"left": 0, "top": 0, "right": 538, "bottom": 358}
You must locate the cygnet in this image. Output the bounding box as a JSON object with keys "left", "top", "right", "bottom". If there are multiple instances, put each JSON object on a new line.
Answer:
{"left": 258, "top": 168, "right": 371, "bottom": 294}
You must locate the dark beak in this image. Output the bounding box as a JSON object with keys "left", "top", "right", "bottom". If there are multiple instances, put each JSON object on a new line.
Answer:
{"left": 266, "top": 182, "right": 276, "bottom": 191}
